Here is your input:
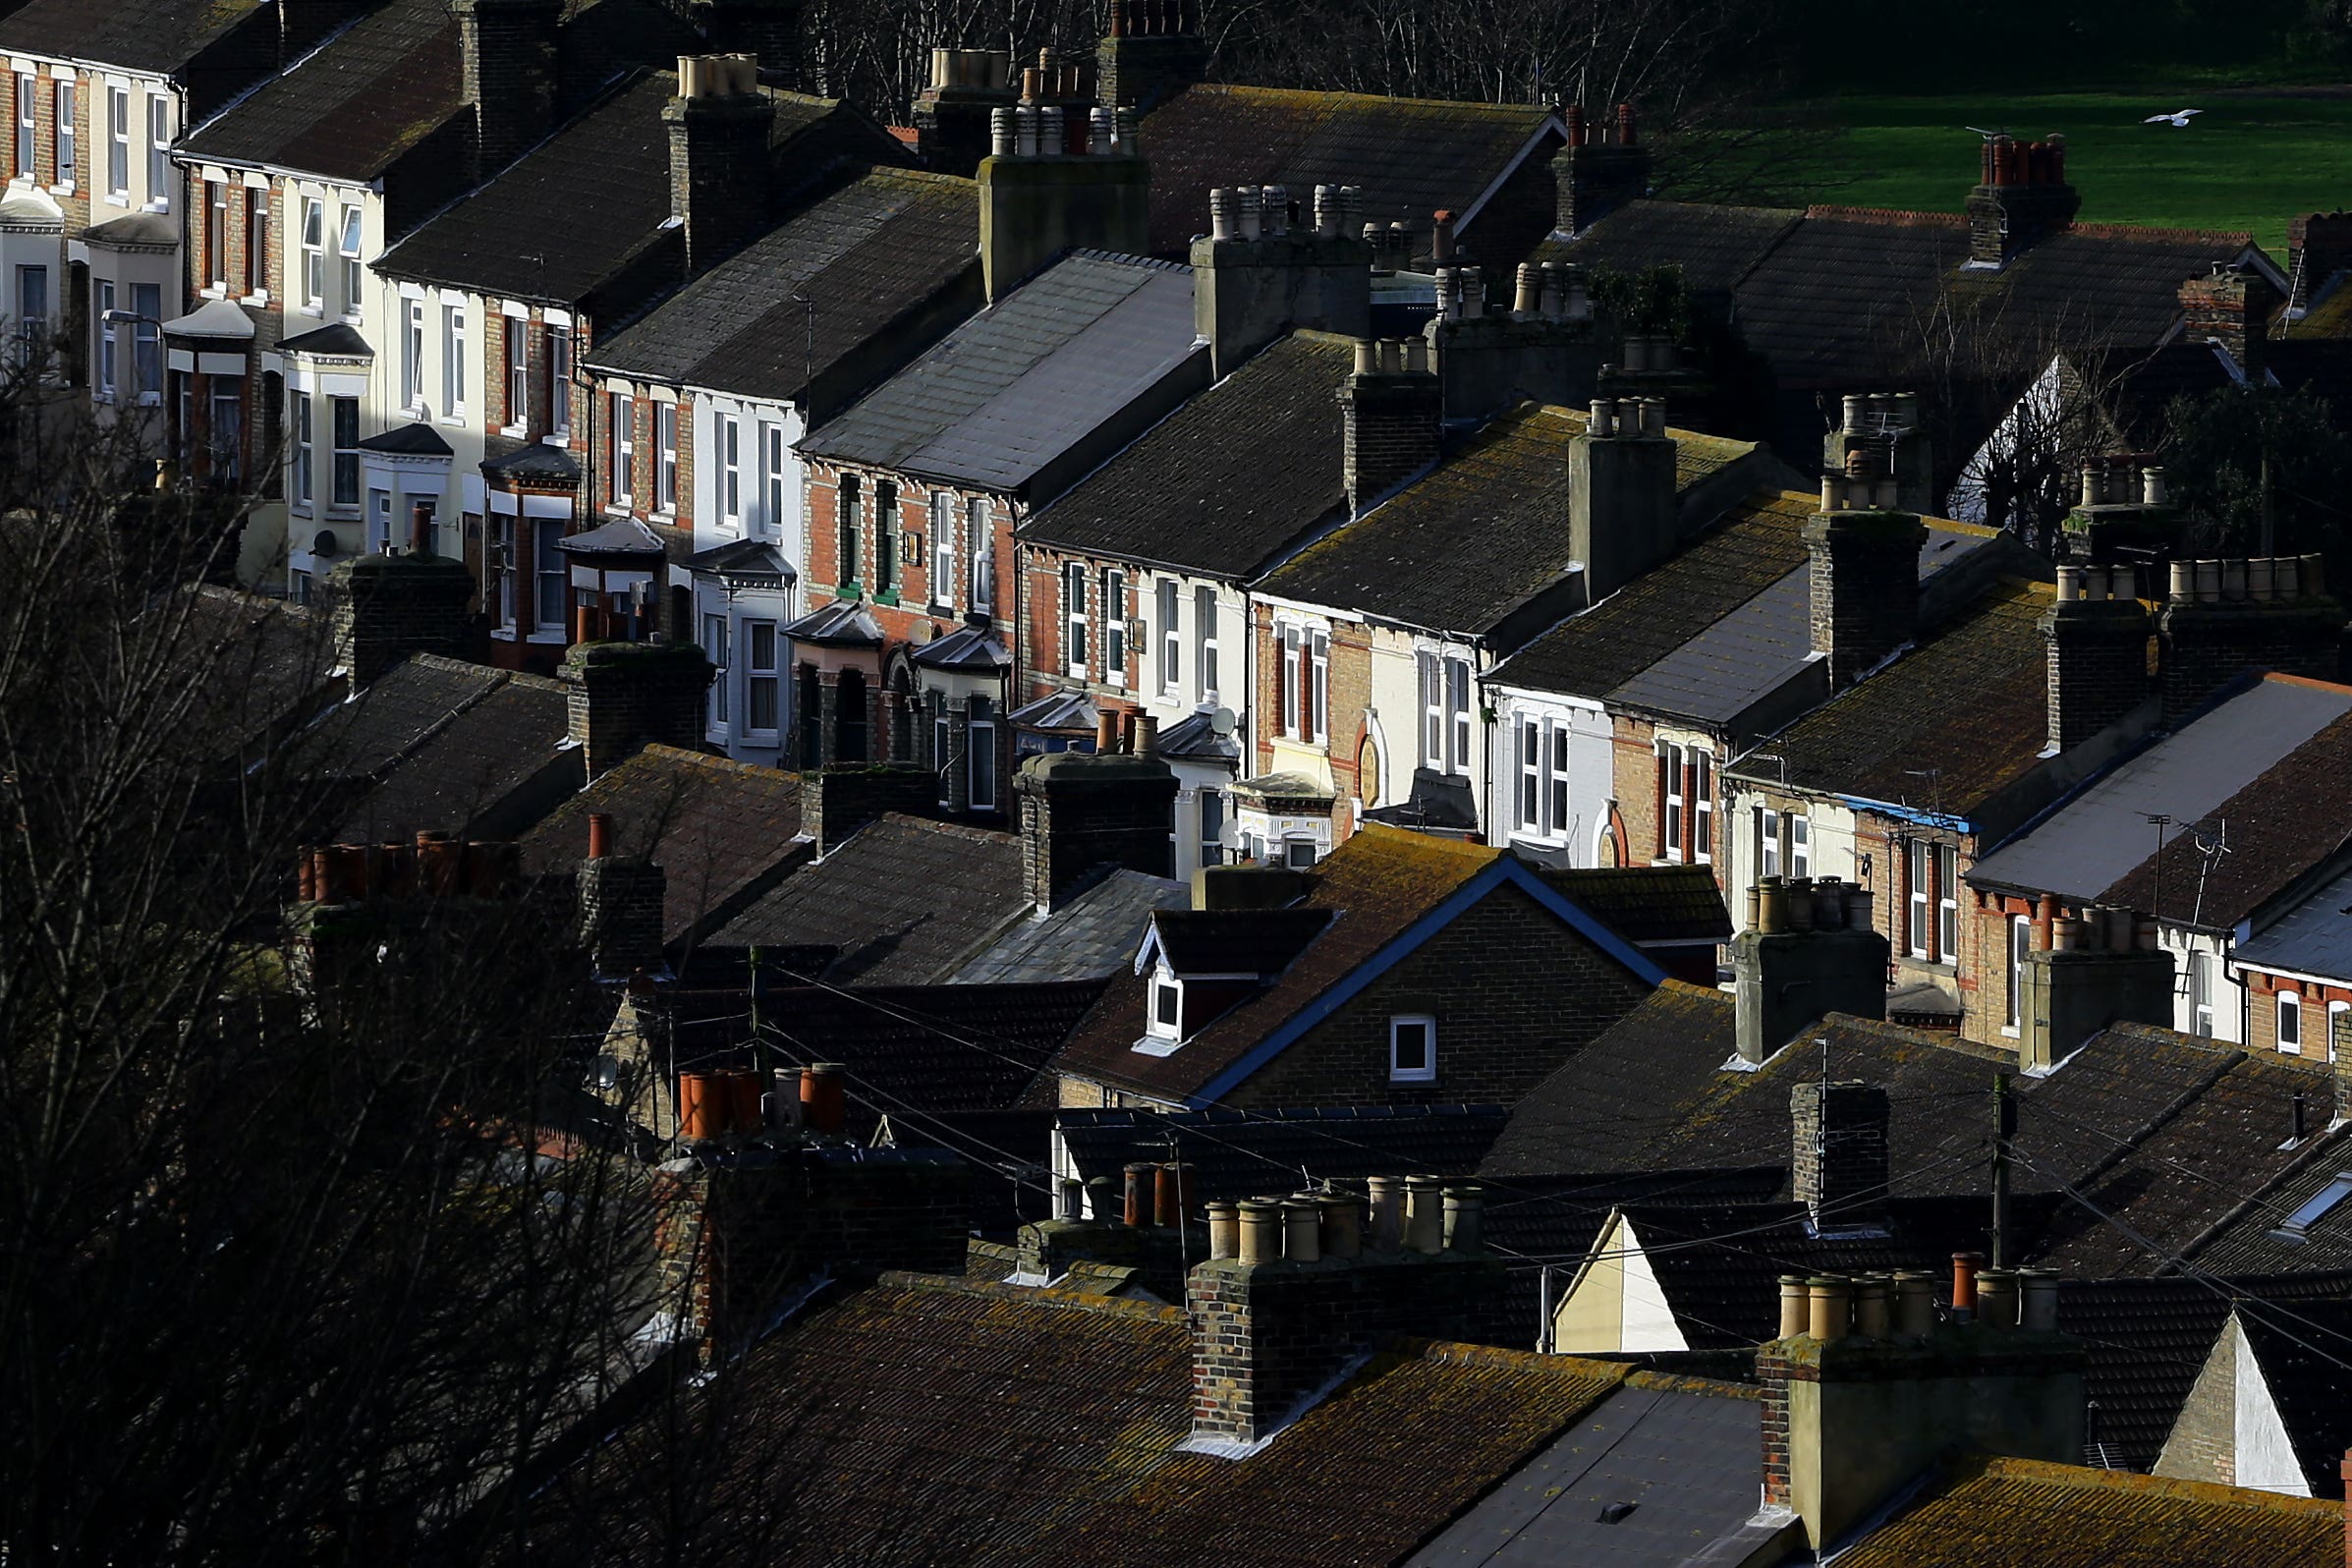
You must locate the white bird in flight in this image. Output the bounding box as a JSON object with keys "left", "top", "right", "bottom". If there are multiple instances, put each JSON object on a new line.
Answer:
{"left": 2144, "top": 109, "right": 2203, "bottom": 127}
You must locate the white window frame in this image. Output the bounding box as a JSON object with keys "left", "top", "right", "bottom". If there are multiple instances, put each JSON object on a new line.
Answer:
{"left": 203, "top": 178, "right": 228, "bottom": 290}
{"left": 1419, "top": 651, "right": 1442, "bottom": 765}
{"left": 607, "top": 391, "right": 632, "bottom": 506}
{"left": 1935, "top": 844, "right": 1958, "bottom": 962}
{"left": 1196, "top": 587, "right": 1219, "bottom": 701}
{"left": 291, "top": 390, "right": 313, "bottom": 509}
{"left": 93, "top": 277, "right": 115, "bottom": 399}
{"left": 968, "top": 496, "right": 992, "bottom": 613}
{"left": 337, "top": 203, "right": 363, "bottom": 316}
{"left": 1307, "top": 628, "right": 1328, "bottom": 742}
{"left": 503, "top": 317, "right": 529, "bottom": 433}
{"left": 872, "top": 480, "right": 898, "bottom": 596}
{"left": 1906, "top": 839, "right": 1932, "bottom": 958}
{"left": 243, "top": 184, "right": 266, "bottom": 298}
{"left": 1789, "top": 813, "right": 1810, "bottom": 877}
{"left": 2192, "top": 949, "right": 2214, "bottom": 1038}
{"left": 745, "top": 620, "right": 780, "bottom": 735}
{"left": 1516, "top": 718, "right": 1541, "bottom": 834}
{"left": 1063, "top": 561, "right": 1088, "bottom": 677}
{"left": 14, "top": 72, "right": 35, "bottom": 180}
{"left": 547, "top": 323, "right": 572, "bottom": 437}
{"left": 2280, "top": 990, "right": 2304, "bottom": 1055}
{"left": 52, "top": 78, "right": 72, "bottom": 188}
{"left": 2005, "top": 914, "right": 2030, "bottom": 1034}
{"left": 105, "top": 85, "right": 128, "bottom": 198}
{"left": 129, "top": 281, "right": 159, "bottom": 402}
{"left": 532, "top": 517, "right": 566, "bottom": 631}
{"left": 930, "top": 492, "right": 956, "bottom": 609}
{"left": 1158, "top": 577, "right": 1180, "bottom": 695}
{"left": 660, "top": 402, "right": 682, "bottom": 516}
{"left": 12, "top": 263, "right": 45, "bottom": 368}
{"left": 402, "top": 296, "right": 425, "bottom": 411}
{"left": 491, "top": 513, "right": 516, "bottom": 629}
{"left": 145, "top": 92, "right": 169, "bottom": 209}
{"left": 300, "top": 196, "right": 324, "bottom": 309}
{"left": 969, "top": 697, "right": 997, "bottom": 810}
{"left": 1198, "top": 786, "right": 1224, "bottom": 868}
{"left": 1758, "top": 806, "right": 1781, "bottom": 879}
{"left": 329, "top": 396, "right": 359, "bottom": 509}
{"left": 1148, "top": 970, "right": 1185, "bottom": 1041}
{"left": 1445, "top": 654, "right": 1472, "bottom": 774}
{"left": 440, "top": 299, "right": 467, "bottom": 418}
{"left": 1389, "top": 1014, "right": 1437, "bottom": 1083}
{"left": 1281, "top": 624, "right": 1303, "bottom": 739}
{"left": 2329, "top": 1000, "right": 2348, "bottom": 1063}
{"left": 1660, "top": 742, "right": 1687, "bottom": 863}
{"left": 837, "top": 474, "right": 861, "bottom": 586}
{"left": 760, "top": 421, "right": 785, "bottom": 534}
{"left": 1103, "top": 568, "right": 1127, "bottom": 686}
{"left": 702, "top": 611, "right": 730, "bottom": 727}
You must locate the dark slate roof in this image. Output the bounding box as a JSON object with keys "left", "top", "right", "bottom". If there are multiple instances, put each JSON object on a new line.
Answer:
{"left": 910, "top": 623, "right": 1009, "bottom": 670}
{"left": 2236, "top": 862, "right": 2352, "bottom": 982}
{"left": 1403, "top": 1378, "right": 1775, "bottom": 1568}
{"left": 801, "top": 252, "right": 1202, "bottom": 492}
{"left": 1145, "top": 907, "right": 1331, "bottom": 977}
{"left": 1008, "top": 690, "right": 1098, "bottom": 734}
{"left": 2186, "top": 1130, "right": 2352, "bottom": 1275}
{"left": 1359, "top": 766, "right": 1480, "bottom": 832}
{"left": 783, "top": 598, "right": 882, "bottom": 645}
{"left": 172, "top": 587, "right": 337, "bottom": 751}
{"left": 518, "top": 745, "right": 805, "bottom": 943}
{"left": 1153, "top": 709, "right": 1240, "bottom": 761}
{"left": 1971, "top": 675, "right": 2352, "bottom": 902}
{"left": 588, "top": 167, "right": 979, "bottom": 407}
{"left": 1021, "top": 331, "right": 1355, "bottom": 578}
{"left": 1136, "top": 84, "right": 1557, "bottom": 259}
{"left": 953, "top": 868, "right": 1190, "bottom": 984}
{"left": 354, "top": 420, "right": 448, "bottom": 455}
{"left": 555, "top": 516, "right": 664, "bottom": 555}
{"left": 683, "top": 537, "right": 795, "bottom": 582}
{"left": 532, "top": 1274, "right": 1642, "bottom": 1568}
{"left": 708, "top": 813, "right": 1026, "bottom": 984}
{"left": 1832, "top": 1455, "right": 2341, "bottom": 1568}
{"left": 480, "top": 442, "right": 580, "bottom": 480}
{"left": 1259, "top": 403, "right": 1760, "bottom": 637}
{"left": 1538, "top": 864, "right": 1730, "bottom": 945}
{"left": 1058, "top": 1103, "right": 1508, "bottom": 1202}
{"left": 276, "top": 321, "right": 373, "bottom": 358}
{"left": 0, "top": 0, "right": 266, "bottom": 74}
{"left": 294, "top": 654, "right": 576, "bottom": 843}
{"left": 376, "top": 75, "right": 887, "bottom": 302}
{"left": 2058, "top": 1274, "right": 2352, "bottom": 1474}
{"left": 1534, "top": 198, "right": 1801, "bottom": 293}
{"left": 1732, "top": 577, "right": 2055, "bottom": 819}
{"left": 179, "top": 0, "right": 461, "bottom": 182}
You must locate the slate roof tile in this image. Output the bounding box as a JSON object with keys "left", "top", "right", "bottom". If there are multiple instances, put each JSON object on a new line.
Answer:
{"left": 518, "top": 744, "right": 804, "bottom": 942}
{"left": 1536, "top": 865, "right": 1731, "bottom": 945}
{"left": 952, "top": 868, "right": 1191, "bottom": 984}
{"left": 710, "top": 813, "right": 1027, "bottom": 984}
{"left": 1833, "top": 1455, "right": 2341, "bottom": 1568}
{"left": 0, "top": 0, "right": 268, "bottom": 75}
{"left": 1020, "top": 331, "right": 1355, "bottom": 578}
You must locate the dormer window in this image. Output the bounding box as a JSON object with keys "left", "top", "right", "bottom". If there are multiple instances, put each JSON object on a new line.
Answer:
{"left": 1149, "top": 970, "right": 1184, "bottom": 1040}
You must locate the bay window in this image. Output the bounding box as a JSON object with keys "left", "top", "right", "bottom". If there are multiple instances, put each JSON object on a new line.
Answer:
{"left": 331, "top": 397, "right": 359, "bottom": 507}
{"left": 702, "top": 614, "right": 729, "bottom": 726}
{"left": 532, "top": 517, "right": 565, "bottom": 629}
{"left": 969, "top": 695, "right": 997, "bottom": 810}
{"left": 292, "top": 391, "right": 313, "bottom": 507}
{"left": 746, "top": 621, "right": 779, "bottom": 733}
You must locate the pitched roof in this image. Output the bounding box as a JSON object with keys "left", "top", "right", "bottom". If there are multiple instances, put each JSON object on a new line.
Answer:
{"left": 0, "top": 0, "right": 266, "bottom": 74}
{"left": 1536, "top": 865, "right": 1731, "bottom": 945}
{"left": 800, "top": 252, "right": 1203, "bottom": 492}
{"left": 1734, "top": 577, "right": 2055, "bottom": 819}
{"left": 1136, "top": 84, "right": 1557, "bottom": 259}
{"left": 2234, "top": 1302, "right": 2352, "bottom": 1496}
{"left": 2236, "top": 861, "right": 2352, "bottom": 982}
{"left": 1833, "top": 1455, "right": 2341, "bottom": 1568}
{"left": 1536, "top": 198, "right": 1801, "bottom": 293}
{"left": 1145, "top": 907, "right": 1332, "bottom": 976}
{"left": 1055, "top": 1103, "right": 1510, "bottom": 1203}
{"left": 375, "top": 74, "right": 889, "bottom": 302}
{"left": 1259, "top": 403, "right": 1760, "bottom": 637}
{"left": 708, "top": 813, "right": 1027, "bottom": 984}
{"left": 952, "top": 868, "right": 1191, "bottom": 984}
{"left": 1020, "top": 331, "right": 1355, "bottom": 578}
{"left": 2186, "top": 1135, "right": 2352, "bottom": 1275}
{"left": 170, "top": 586, "right": 336, "bottom": 750}
{"left": 1971, "top": 675, "right": 2352, "bottom": 904}
{"left": 293, "top": 654, "right": 575, "bottom": 843}
{"left": 517, "top": 745, "right": 805, "bottom": 943}
{"left": 179, "top": 0, "right": 462, "bottom": 182}
{"left": 586, "top": 167, "right": 980, "bottom": 410}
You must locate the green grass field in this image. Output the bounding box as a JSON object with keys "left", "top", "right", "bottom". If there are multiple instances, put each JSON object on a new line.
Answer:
{"left": 1795, "top": 91, "right": 2352, "bottom": 256}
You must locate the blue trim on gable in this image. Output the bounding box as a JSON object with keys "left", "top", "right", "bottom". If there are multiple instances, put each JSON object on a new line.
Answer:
{"left": 1186, "top": 857, "right": 1666, "bottom": 1107}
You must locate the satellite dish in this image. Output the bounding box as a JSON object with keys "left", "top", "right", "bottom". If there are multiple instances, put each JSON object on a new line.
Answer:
{"left": 1208, "top": 706, "right": 1238, "bottom": 737}
{"left": 312, "top": 530, "right": 338, "bottom": 557}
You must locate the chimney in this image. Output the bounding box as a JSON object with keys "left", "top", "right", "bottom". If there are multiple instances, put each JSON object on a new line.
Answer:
{"left": 1428, "top": 260, "right": 1599, "bottom": 422}
{"left": 913, "top": 47, "right": 1014, "bottom": 179}
{"left": 1568, "top": 395, "right": 1678, "bottom": 602}
{"left": 2069, "top": 457, "right": 2186, "bottom": 568}
{"left": 2179, "top": 261, "right": 2282, "bottom": 377}
{"left": 665, "top": 55, "right": 774, "bottom": 276}
{"left": 977, "top": 84, "right": 1149, "bottom": 304}
{"left": 2157, "top": 554, "right": 2342, "bottom": 724}
{"left": 562, "top": 640, "right": 715, "bottom": 778}
{"left": 700, "top": 0, "right": 803, "bottom": 86}
{"left": 1821, "top": 392, "right": 1933, "bottom": 517}
{"left": 577, "top": 812, "right": 667, "bottom": 979}
{"left": 1758, "top": 1268, "right": 2083, "bottom": 1551}
{"left": 1192, "top": 862, "right": 1309, "bottom": 910}
{"left": 1013, "top": 746, "right": 1180, "bottom": 910}
{"left": 1551, "top": 101, "right": 1651, "bottom": 236}
{"left": 326, "top": 550, "right": 475, "bottom": 688}
{"left": 1731, "top": 878, "right": 1890, "bottom": 1066}
{"left": 2289, "top": 211, "right": 2352, "bottom": 315}
{"left": 1792, "top": 1081, "right": 1891, "bottom": 1233}
{"left": 454, "top": 0, "right": 561, "bottom": 181}
{"left": 804, "top": 764, "right": 936, "bottom": 856}
{"left": 1095, "top": 0, "right": 1208, "bottom": 111}
{"left": 2018, "top": 905, "right": 2175, "bottom": 1071}
{"left": 1965, "top": 134, "right": 2079, "bottom": 268}
{"left": 1188, "top": 1182, "right": 1503, "bottom": 1446}
{"left": 2043, "top": 566, "right": 2155, "bottom": 753}
{"left": 1808, "top": 477, "right": 1926, "bottom": 691}
{"left": 1341, "top": 338, "right": 1441, "bottom": 516}
{"left": 1191, "top": 184, "right": 1372, "bottom": 378}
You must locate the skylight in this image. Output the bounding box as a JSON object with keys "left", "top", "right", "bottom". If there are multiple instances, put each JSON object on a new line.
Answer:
{"left": 2273, "top": 1172, "right": 2352, "bottom": 1240}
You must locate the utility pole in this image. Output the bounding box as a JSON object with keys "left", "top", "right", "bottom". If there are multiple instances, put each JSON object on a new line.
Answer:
{"left": 1990, "top": 1072, "right": 2015, "bottom": 1268}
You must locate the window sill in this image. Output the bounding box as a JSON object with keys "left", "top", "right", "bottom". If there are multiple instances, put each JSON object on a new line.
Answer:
{"left": 438, "top": 415, "right": 467, "bottom": 429}
{"left": 492, "top": 625, "right": 518, "bottom": 641}
{"left": 543, "top": 431, "right": 571, "bottom": 446}
{"left": 240, "top": 292, "right": 267, "bottom": 308}
{"left": 296, "top": 305, "right": 323, "bottom": 319}
{"left": 874, "top": 588, "right": 901, "bottom": 607}
{"left": 198, "top": 285, "right": 225, "bottom": 300}
{"left": 499, "top": 423, "right": 527, "bottom": 439}
{"left": 1388, "top": 1074, "right": 1438, "bottom": 1086}
{"left": 48, "top": 182, "right": 74, "bottom": 196}
{"left": 102, "top": 195, "right": 128, "bottom": 207}
{"left": 527, "top": 629, "right": 569, "bottom": 644}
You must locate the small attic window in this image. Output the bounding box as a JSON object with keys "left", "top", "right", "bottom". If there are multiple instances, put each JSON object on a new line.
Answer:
{"left": 2274, "top": 1172, "right": 2352, "bottom": 1241}
{"left": 1390, "top": 1015, "right": 1436, "bottom": 1083}
{"left": 1148, "top": 972, "right": 1184, "bottom": 1041}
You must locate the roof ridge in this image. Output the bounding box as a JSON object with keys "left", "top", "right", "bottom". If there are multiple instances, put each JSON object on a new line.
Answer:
{"left": 1178, "top": 82, "right": 1553, "bottom": 118}
{"left": 1386, "top": 1336, "right": 1635, "bottom": 1381}
{"left": 2068, "top": 220, "right": 2256, "bottom": 247}
{"left": 870, "top": 811, "right": 1018, "bottom": 846}
{"left": 1803, "top": 204, "right": 1969, "bottom": 230}
{"left": 635, "top": 742, "right": 804, "bottom": 783}
{"left": 871, "top": 1267, "right": 1187, "bottom": 1324}
{"left": 1973, "top": 1454, "right": 2343, "bottom": 1513}
{"left": 1062, "top": 247, "right": 1194, "bottom": 275}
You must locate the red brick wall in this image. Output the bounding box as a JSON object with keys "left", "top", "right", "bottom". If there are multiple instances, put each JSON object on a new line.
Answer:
{"left": 807, "top": 459, "right": 1017, "bottom": 654}
{"left": 2245, "top": 972, "right": 2351, "bottom": 1056}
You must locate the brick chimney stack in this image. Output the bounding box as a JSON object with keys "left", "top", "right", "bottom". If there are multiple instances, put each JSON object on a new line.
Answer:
{"left": 1192, "top": 184, "right": 1372, "bottom": 378}
{"left": 976, "top": 70, "right": 1150, "bottom": 303}
{"left": 455, "top": 0, "right": 562, "bottom": 181}
{"left": 2042, "top": 565, "right": 2154, "bottom": 753}
{"left": 2289, "top": 211, "right": 2352, "bottom": 315}
{"left": 1966, "top": 133, "right": 2079, "bottom": 268}
{"left": 2156, "top": 555, "right": 2341, "bottom": 724}
{"left": 1427, "top": 260, "right": 1598, "bottom": 422}
{"left": 1095, "top": 0, "right": 1208, "bottom": 112}
{"left": 1340, "top": 337, "right": 1441, "bottom": 517}
{"left": 665, "top": 54, "right": 775, "bottom": 276}
{"left": 2017, "top": 905, "right": 2174, "bottom": 1070}
{"left": 1792, "top": 1081, "right": 1891, "bottom": 1233}
{"left": 1552, "top": 100, "right": 1651, "bottom": 236}
{"left": 1808, "top": 474, "right": 1926, "bottom": 691}
{"left": 1730, "top": 878, "right": 1889, "bottom": 1066}
{"left": 2179, "top": 261, "right": 2282, "bottom": 377}
{"left": 576, "top": 812, "right": 668, "bottom": 979}
{"left": 1568, "top": 394, "right": 1678, "bottom": 602}
{"left": 561, "top": 640, "right": 715, "bottom": 778}
{"left": 1013, "top": 744, "right": 1180, "bottom": 910}
{"left": 1821, "top": 392, "right": 1933, "bottom": 518}
{"left": 326, "top": 550, "right": 475, "bottom": 689}
{"left": 913, "top": 47, "right": 1015, "bottom": 179}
